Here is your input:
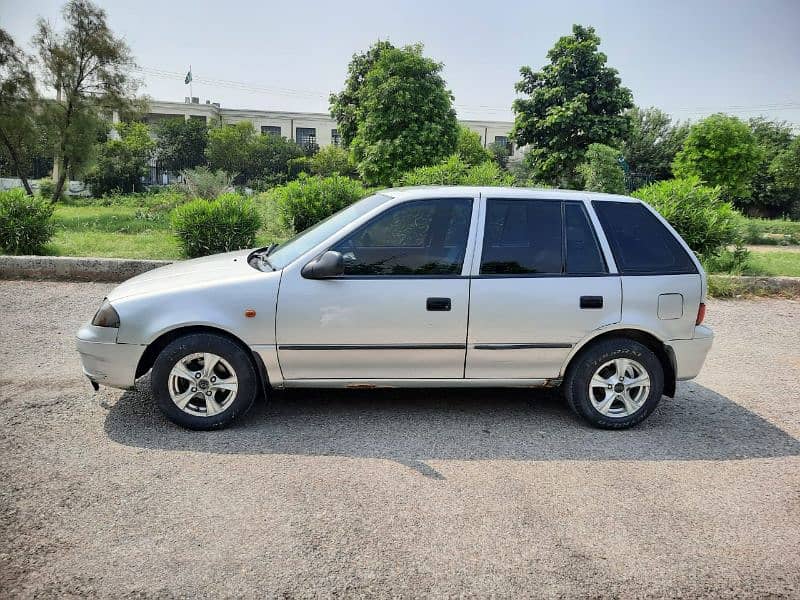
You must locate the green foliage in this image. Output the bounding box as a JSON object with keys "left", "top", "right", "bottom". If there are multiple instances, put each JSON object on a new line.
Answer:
{"left": 287, "top": 156, "right": 315, "bottom": 179}
{"left": 632, "top": 177, "right": 739, "bottom": 259}
{"left": 397, "top": 154, "right": 514, "bottom": 186}
{"left": 0, "top": 188, "right": 55, "bottom": 253}
{"left": 737, "top": 215, "right": 800, "bottom": 245}
{"left": 0, "top": 28, "right": 40, "bottom": 194}
{"left": 512, "top": 24, "right": 633, "bottom": 187}
{"left": 673, "top": 114, "right": 762, "bottom": 202}
{"left": 488, "top": 141, "right": 510, "bottom": 170}
{"left": 621, "top": 106, "right": 689, "bottom": 180}
{"left": 269, "top": 174, "right": 367, "bottom": 232}
{"left": 170, "top": 193, "right": 262, "bottom": 258}
{"left": 577, "top": 143, "right": 625, "bottom": 194}
{"left": 456, "top": 126, "right": 492, "bottom": 166}
{"left": 309, "top": 145, "right": 355, "bottom": 177}
{"left": 154, "top": 117, "right": 208, "bottom": 173}
{"left": 85, "top": 122, "right": 155, "bottom": 196}
{"left": 179, "top": 166, "right": 233, "bottom": 200}
{"left": 34, "top": 0, "right": 138, "bottom": 200}
{"left": 36, "top": 177, "right": 60, "bottom": 201}
{"left": 770, "top": 136, "right": 800, "bottom": 191}
{"left": 342, "top": 43, "right": 459, "bottom": 186}
{"left": 205, "top": 121, "right": 304, "bottom": 187}
{"left": 329, "top": 40, "right": 395, "bottom": 148}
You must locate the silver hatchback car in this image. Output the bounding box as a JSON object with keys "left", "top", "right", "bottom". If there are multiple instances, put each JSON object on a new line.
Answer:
{"left": 77, "top": 186, "right": 713, "bottom": 430}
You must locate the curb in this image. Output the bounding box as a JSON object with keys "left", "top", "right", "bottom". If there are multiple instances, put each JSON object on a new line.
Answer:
{"left": 707, "top": 274, "right": 800, "bottom": 298}
{"left": 0, "top": 255, "right": 173, "bottom": 283}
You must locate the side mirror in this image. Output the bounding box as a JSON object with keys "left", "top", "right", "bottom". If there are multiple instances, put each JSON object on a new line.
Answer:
{"left": 301, "top": 250, "right": 345, "bottom": 279}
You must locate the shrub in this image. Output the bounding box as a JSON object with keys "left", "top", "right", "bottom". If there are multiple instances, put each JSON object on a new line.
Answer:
{"left": 397, "top": 155, "right": 514, "bottom": 186}
{"left": 456, "top": 126, "right": 492, "bottom": 166}
{"left": 180, "top": 166, "right": 234, "bottom": 199}
{"left": 85, "top": 122, "right": 156, "bottom": 196}
{"left": 36, "top": 178, "right": 62, "bottom": 201}
{"left": 170, "top": 193, "right": 262, "bottom": 258}
{"left": 311, "top": 145, "right": 356, "bottom": 177}
{"left": 269, "top": 174, "right": 367, "bottom": 232}
{"left": 577, "top": 143, "right": 626, "bottom": 194}
{"left": 287, "top": 157, "right": 315, "bottom": 179}
{"left": 632, "top": 177, "right": 739, "bottom": 258}
{"left": 0, "top": 188, "right": 55, "bottom": 254}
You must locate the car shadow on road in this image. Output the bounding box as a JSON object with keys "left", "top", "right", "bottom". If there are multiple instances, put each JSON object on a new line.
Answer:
{"left": 103, "top": 380, "right": 800, "bottom": 467}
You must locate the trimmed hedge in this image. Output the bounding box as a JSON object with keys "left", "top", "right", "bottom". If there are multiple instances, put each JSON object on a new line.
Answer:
{"left": 0, "top": 189, "right": 55, "bottom": 254}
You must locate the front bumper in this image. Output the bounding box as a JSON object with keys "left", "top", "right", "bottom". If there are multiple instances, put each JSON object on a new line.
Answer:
{"left": 76, "top": 324, "right": 145, "bottom": 390}
{"left": 666, "top": 325, "right": 714, "bottom": 381}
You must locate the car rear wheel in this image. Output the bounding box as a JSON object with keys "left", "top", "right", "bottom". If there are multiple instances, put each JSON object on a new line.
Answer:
{"left": 564, "top": 338, "right": 664, "bottom": 429}
{"left": 150, "top": 332, "right": 259, "bottom": 430}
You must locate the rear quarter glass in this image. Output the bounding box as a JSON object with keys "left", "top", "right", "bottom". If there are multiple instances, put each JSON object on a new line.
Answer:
{"left": 591, "top": 201, "right": 697, "bottom": 275}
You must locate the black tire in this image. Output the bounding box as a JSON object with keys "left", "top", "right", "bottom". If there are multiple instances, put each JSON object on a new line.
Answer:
{"left": 150, "top": 332, "right": 259, "bottom": 430}
{"left": 563, "top": 337, "right": 664, "bottom": 429}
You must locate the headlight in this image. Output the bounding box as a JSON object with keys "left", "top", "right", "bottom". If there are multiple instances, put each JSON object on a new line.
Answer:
{"left": 92, "top": 299, "right": 120, "bottom": 328}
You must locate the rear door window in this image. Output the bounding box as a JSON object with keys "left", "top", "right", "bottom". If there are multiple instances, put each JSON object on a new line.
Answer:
{"left": 565, "top": 202, "right": 606, "bottom": 275}
{"left": 480, "top": 199, "right": 562, "bottom": 274}
{"left": 592, "top": 201, "right": 697, "bottom": 275}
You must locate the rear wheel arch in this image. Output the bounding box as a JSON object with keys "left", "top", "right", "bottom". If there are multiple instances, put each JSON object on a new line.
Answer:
{"left": 563, "top": 328, "right": 676, "bottom": 397}
{"left": 136, "top": 325, "right": 269, "bottom": 394}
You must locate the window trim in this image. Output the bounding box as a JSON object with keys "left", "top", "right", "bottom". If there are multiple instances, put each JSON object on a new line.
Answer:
{"left": 473, "top": 197, "right": 609, "bottom": 278}
{"left": 591, "top": 200, "right": 699, "bottom": 276}
{"left": 322, "top": 197, "right": 478, "bottom": 279}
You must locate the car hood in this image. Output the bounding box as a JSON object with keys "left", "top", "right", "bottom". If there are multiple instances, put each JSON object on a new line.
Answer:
{"left": 107, "top": 250, "right": 269, "bottom": 301}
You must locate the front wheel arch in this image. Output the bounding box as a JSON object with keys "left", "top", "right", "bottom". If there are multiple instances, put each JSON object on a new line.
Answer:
{"left": 135, "top": 325, "right": 269, "bottom": 395}
{"left": 563, "top": 328, "right": 676, "bottom": 398}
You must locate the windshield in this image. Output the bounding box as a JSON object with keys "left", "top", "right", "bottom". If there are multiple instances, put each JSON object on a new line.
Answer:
{"left": 265, "top": 194, "right": 391, "bottom": 269}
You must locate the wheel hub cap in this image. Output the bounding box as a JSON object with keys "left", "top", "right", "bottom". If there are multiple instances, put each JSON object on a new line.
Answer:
{"left": 589, "top": 357, "right": 651, "bottom": 418}
{"left": 167, "top": 352, "right": 238, "bottom": 417}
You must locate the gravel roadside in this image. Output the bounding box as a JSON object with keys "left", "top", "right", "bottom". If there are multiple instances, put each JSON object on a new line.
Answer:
{"left": 1, "top": 280, "right": 798, "bottom": 598}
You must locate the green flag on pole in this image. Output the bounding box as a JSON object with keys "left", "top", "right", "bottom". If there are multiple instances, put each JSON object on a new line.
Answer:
{"left": 184, "top": 69, "right": 192, "bottom": 85}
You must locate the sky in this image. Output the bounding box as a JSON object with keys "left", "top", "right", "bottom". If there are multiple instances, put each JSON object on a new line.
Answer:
{"left": 2, "top": 0, "right": 799, "bottom": 126}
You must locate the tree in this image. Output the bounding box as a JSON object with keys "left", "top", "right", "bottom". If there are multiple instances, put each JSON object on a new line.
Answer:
{"left": 456, "top": 126, "right": 492, "bottom": 166}
{"left": 154, "top": 117, "right": 208, "bottom": 174}
{"left": 770, "top": 136, "right": 800, "bottom": 191}
{"left": 34, "top": 0, "right": 137, "bottom": 201}
{"left": 621, "top": 106, "right": 689, "bottom": 180}
{"left": 397, "top": 154, "right": 513, "bottom": 187}
{"left": 329, "top": 40, "right": 395, "bottom": 148}
{"left": 673, "top": 113, "right": 763, "bottom": 203}
{"left": 343, "top": 44, "right": 459, "bottom": 186}
{"left": 0, "top": 29, "right": 39, "bottom": 195}
{"left": 311, "top": 145, "right": 356, "bottom": 177}
{"left": 577, "top": 143, "right": 626, "bottom": 194}
{"left": 205, "top": 121, "right": 303, "bottom": 187}
{"left": 488, "top": 141, "right": 510, "bottom": 170}
{"left": 745, "top": 117, "right": 797, "bottom": 217}
{"left": 85, "top": 121, "right": 155, "bottom": 195}
{"left": 512, "top": 24, "right": 633, "bottom": 187}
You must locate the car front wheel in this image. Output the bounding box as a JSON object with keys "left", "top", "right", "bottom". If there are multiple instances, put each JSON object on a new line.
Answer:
{"left": 150, "top": 332, "right": 259, "bottom": 430}
{"left": 564, "top": 338, "right": 664, "bottom": 429}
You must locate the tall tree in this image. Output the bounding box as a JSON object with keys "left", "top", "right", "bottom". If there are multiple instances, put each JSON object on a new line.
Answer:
{"left": 329, "top": 40, "right": 395, "bottom": 149}
{"left": 673, "top": 113, "right": 762, "bottom": 203}
{"left": 85, "top": 121, "right": 155, "bottom": 195}
{"left": 34, "top": 0, "right": 137, "bottom": 201}
{"left": 746, "top": 117, "right": 796, "bottom": 217}
{"left": 621, "top": 106, "right": 689, "bottom": 181}
{"left": 154, "top": 117, "right": 209, "bottom": 174}
{"left": 512, "top": 24, "right": 633, "bottom": 187}
{"left": 342, "top": 44, "right": 459, "bottom": 186}
{"left": 0, "top": 29, "right": 38, "bottom": 195}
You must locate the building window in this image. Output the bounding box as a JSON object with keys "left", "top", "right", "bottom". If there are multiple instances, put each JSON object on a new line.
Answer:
{"left": 295, "top": 127, "right": 317, "bottom": 147}
{"left": 261, "top": 125, "right": 281, "bottom": 136}
{"left": 494, "top": 136, "right": 513, "bottom": 156}
{"left": 331, "top": 129, "right": 341, "bottom": 147}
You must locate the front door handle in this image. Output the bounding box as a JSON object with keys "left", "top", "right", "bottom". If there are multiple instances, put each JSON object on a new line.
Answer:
{"left": 580, "top": 295, "right": 603, "bottom": 309}
{"left": 427, "top": 297, "right": 451, "bottom": 311}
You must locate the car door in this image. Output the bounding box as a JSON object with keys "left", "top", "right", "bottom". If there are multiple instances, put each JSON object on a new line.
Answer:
{"left": 276, "top": 196, "right": 477, "bottom": 380}
{"left": 465, "top": 195, "right": 622, "bottom": 379}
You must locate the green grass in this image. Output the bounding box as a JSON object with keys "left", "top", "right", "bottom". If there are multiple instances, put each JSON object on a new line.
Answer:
{"left": 738, "top": 215, "right": 800, "bottom": 245}
{"left": 45, "top": 195, "right": 292, "bottom": 260}
{"left": 744, "top": 251, "right": 800, "bottom": 277}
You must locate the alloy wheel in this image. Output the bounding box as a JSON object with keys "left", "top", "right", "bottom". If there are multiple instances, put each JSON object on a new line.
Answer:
{"left": 588, "top": 357, "right": 651, "bottom": 418}
{"left": 168, "top": 352, "right": 238, "bottom": 417}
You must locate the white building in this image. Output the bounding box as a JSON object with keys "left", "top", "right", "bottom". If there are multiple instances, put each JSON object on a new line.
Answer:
{"left": 144, "top": 99, "right": 519, "bottom": 156}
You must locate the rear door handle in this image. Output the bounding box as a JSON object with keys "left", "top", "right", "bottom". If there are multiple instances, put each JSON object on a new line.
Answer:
{"left": 580, "top": 295, "right": 603, "bottom": 309}
{"left": 426, "top": 297, "right": 451, "bottom": 311}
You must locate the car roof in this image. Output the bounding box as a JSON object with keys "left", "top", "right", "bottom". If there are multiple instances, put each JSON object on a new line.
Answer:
{"left": 377, "top": 185, "right": 638, "bottom": 202}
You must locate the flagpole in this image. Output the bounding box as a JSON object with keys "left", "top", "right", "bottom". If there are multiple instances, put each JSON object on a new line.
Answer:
{"left": 189, "top": 64, "right": 193, "bottom": 100}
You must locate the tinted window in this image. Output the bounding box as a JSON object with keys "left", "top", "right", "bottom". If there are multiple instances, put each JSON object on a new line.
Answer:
{"left": 565, "top": 202, "right": 606, "bottom": 274}
{"left": 333, "top": 198, "right": 472, "bottom": 276}
{"left": 481, "top": 199, "right": 562, "bottom": 274}
{"left": 593, "top": 201, "right": 697, "bottom": 274}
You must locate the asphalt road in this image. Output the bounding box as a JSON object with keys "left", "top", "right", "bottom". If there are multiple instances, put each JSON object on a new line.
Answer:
{"left": 1, "top": 280, "right": 799, "bottom": 598}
